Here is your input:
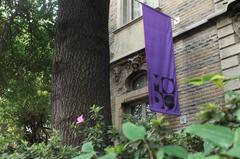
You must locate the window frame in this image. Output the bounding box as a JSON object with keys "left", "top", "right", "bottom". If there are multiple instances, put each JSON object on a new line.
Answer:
{"left": 123, "top": 99, "right": 156, "bottom": 122}
{"left": 125, "top": 70, "right": 147, "bottom": 92}
{"left": 130, "top": 71, "right": 147, "bottom": 90}
{"left": 120, "top": 0, "right": 160, "bottom": 26}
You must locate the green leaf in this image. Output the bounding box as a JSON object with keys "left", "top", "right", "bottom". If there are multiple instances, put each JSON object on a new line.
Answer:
{"left": 188, "top": 74, "right": 225, "bottom": 87}
{"left": 72, "top": 152, "right": 95, "bottom": 159}
{"left": 81, "top": 142, "right": 94, "bottom": 153}
{"left": 151, "top": 116, "right": 169, "bottom": 127}
{"left": 185, "top": 124, "right": 234, "bottom": 148}
{"left": 122, "top": 122, "right": 146, "bottom": 141}
{"left": 163, "top": 145, "right": 189, "bottom": 159}
{"left": 156, "top": 149, "right": 164, "bottom": 159}
{"left": 105, "top": 145, "right": 124, "bottom": 154}
{"left": 233, "top": 128, "right": 240, "bottom": 144}
{"left": 205, "top": 156, "right": 220, "bottom": 159}
{"left": 188, "top": 77, "right": 204, "bottom": 86}
{"left": 213, "top": 79, "right": 224, "bottom": 88}
{"left": 209, "top": 74, "right": 225, "bottom": 81}
{"left": 188, "top": 154, "right": 220, "bottom": 159}
{"left": 187, "top": 153, "right": 205, "bottom": 159}
{"left": 224, "top": 146, "right": 240, "bottom": 158}
{"left": 223, "top": 128, "right": 240, "bottom": 158}
{"left": 99, "top": 153, "right": 117, "bottom": 159}
{"left": 203, "top": 141, "right": 216, "bottom": 155}
{"left": 236, "top": 109, "right": 240, "bottom": 122}
{"left": 134, "top": 150, "right": 140, "bottom": 159}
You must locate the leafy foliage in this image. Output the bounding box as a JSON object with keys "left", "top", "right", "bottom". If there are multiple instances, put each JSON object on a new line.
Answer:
{"left": 0, "top": 131, "right": 80, "bottom": 159}
{"left": 71, "top": 105, "right": 115, "bottom": 152}
{"left": 0, "top": 0, "right": 57, "bottom": 148}
{"left": 185, "top": 124, "right": 234, "bottom": 149}
{"left": 1, "top": 83, "right": 240, "bottom": 159}
{"left": 191, "top": 75, "right": 240, "bottom": 129}
{"left": 188, "top": 74, "right": 225, "bottom": 88}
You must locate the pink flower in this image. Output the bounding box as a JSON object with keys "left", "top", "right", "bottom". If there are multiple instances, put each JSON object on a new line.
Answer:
{"left": 76, "top": 115, "right": 84, "bottom": 124}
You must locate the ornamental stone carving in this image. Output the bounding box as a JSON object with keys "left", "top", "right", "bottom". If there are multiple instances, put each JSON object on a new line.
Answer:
{"left": 111, "top": 52, "right": 147, "bottom": 96}
{"left": 112, "top": 66, "right": 122, "bottom": 83}
{"left": 127, "top": 54, "right": 145, "bottom": 72}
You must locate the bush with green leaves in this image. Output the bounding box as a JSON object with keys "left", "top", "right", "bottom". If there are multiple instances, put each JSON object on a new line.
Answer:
{"left": 197, "top": 92, "right": 240, "bottom": 128}
{"left": 72, "top": 113, "right": 201, "bottom": 159}
{"left": 0, "top": 131, "right": 80, "bottom": 159}
{"left": 190, "top": 74, "right": 240, "bottom": 130}
{"left": 121, "top": 121, "right": 240, "bottom": 159}
{"left": 71, "top": 105, "right": 117, "bottom": 153}
{"left": 1, "top": 74, "right": 240, "bottom": 159}
{"left": 189, "top": 74, "right": 240, "bottom": 128}
{"left": 72, "top": 74, "right": 240, "bottom": 159}
{"left": 163, "top": 130, "right": 203, "bottom": 153}
{"left": 73, "top": 120, "right": 240, "bottom": 159}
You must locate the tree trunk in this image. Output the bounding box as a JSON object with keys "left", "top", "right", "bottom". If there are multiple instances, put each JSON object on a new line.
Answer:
{"left": 52, "top": 0, "right": 111, "bottom": 146}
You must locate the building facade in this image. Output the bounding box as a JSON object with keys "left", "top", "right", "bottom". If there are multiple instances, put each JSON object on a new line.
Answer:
{"left": 109, "top": 0, "right": 240, "bottom": 129}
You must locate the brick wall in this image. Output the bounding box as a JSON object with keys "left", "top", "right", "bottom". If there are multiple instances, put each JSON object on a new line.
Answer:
{"left": 168, "top": 24, "right": 224, "bottom": 129}
{"left": 160, "top": 0, "right": 215, "bottom": 31}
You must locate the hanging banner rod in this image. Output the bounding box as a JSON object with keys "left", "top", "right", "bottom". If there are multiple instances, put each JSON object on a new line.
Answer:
{"left": 134, "top": 0, "right": 179, "bottom": 22}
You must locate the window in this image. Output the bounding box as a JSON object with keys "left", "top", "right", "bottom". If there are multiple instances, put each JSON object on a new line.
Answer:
{"left": 132, "top": 0, "right": 156, "bottom": 20}
{"left": 124, "top": 100, "right": 156, "bottom": 121}
{"left": 126, "top": 70, "right": 147, "bottom": 91}
{"left": 124, "top": 71, "right": 155, "bottom": 121}
{"left": 131, "top": 71, "right": 147, "bottom": 90}
{"left": 122, "top": 0, "right": 158, "bottom": 25}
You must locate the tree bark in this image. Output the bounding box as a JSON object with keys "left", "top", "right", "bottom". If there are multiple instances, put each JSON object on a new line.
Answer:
{"left": 52, "top": 0, "right": 112, "bottom": 146}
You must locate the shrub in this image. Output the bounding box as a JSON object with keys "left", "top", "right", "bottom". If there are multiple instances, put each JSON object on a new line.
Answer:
{"left": 0, "top": 131, "right": 80, "bottom": 159}
{"left": 1, "top": 74, "right": 240, "bottom": 159}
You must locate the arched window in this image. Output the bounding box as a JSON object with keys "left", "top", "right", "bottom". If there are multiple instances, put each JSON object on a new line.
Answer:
{"left": 126, "top": 70, "right": 147, "bottom": 91}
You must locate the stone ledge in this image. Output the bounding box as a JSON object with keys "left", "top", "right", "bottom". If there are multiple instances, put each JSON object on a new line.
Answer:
{"left": 221, "top": 55, "right": 239, "bottom": 70}
{"left": 220, "top": 43, "right": 240, "bottom": 59}
{"left": 217, "top": 17, "right": 233, "bottom": 29}
{"left": 224, "top": 80, "right": 240, "bottom": 91}
{"left": 219, "top": 34, "right": 236, "bottom": 49}
{"left": 217, "top": 24, "right": 234, "bottom": 38}
{"left": 222, "top": 65, "right": 240, "bottom": 78}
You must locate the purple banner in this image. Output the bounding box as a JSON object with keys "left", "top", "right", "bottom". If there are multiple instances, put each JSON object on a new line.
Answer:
{"left": 142, "top": 4, "right": 180, "bottom": 115}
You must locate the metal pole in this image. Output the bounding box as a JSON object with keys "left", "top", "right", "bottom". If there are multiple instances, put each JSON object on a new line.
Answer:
{"left": 134, "top": 0, "right": 144, "bottom": 4}
{"left": 134, "top": 0, "right": 178, "bottom": 21}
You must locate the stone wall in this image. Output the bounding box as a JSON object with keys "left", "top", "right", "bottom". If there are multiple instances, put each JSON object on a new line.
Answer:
{"left": 109, "top": 0, "right": 118, "bottom": 59}
{"left": 216, "top": 6, "right": 240, "bottom": 92}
